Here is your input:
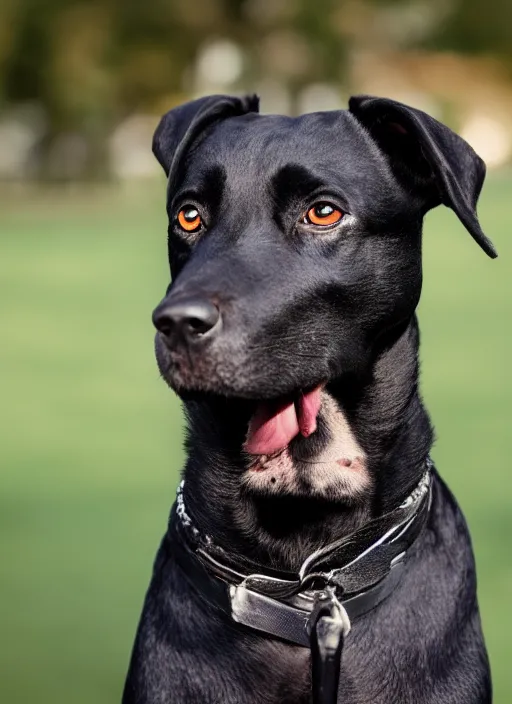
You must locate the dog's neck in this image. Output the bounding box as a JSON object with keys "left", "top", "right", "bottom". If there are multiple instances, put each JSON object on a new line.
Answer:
{"left": 181, "top": 316, "right": 433, "bottom": 571}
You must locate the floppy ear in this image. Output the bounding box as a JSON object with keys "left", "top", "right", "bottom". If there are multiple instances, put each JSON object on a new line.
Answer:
{"left": 349, "top": 95, "right": 497, "bottom": 258}
{"left": 153, "top": 93, "right": 259, "bottom": 182}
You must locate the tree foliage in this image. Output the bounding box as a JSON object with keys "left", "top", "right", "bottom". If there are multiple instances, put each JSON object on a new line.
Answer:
{"left": 0, "top": 0, "right": 510, "bottom": 179}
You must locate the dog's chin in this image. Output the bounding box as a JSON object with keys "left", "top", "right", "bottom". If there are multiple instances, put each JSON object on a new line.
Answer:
{"left": 241, "top": 391, "right": 372, "bottom": 501}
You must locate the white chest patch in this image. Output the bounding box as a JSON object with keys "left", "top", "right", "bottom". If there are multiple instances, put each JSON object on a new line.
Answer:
{"left": 243, "top": 392, "right": 371, "bottom": 500}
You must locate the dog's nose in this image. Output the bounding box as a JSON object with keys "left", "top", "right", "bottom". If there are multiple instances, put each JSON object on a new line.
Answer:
{"left": 152, "top": 296, "right": 221, "bottom": 341}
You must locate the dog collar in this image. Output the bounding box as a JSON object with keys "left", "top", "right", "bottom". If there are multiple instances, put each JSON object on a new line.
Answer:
{"left": 169, "top": 461, "right": 433, "bottom": 647}
{"left": 169, "top": 462, "right": 432, "bottom": 704}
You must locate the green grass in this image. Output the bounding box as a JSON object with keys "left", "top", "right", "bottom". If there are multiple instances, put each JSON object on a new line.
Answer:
{"left": 0, "top": 176, "right": 510, "bottom": 703}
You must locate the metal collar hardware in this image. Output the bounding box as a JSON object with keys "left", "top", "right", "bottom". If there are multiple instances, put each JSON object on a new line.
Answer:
{"left": 169, "top": 460, "right": 433, "bottom": 704}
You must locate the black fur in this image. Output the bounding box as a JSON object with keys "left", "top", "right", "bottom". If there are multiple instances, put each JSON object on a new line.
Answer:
{"left": 122, "top": 95, "right": 494, "bottom": 703}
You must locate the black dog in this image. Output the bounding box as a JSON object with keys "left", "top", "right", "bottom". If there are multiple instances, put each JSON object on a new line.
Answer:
{"left": 122, "top": 94, "right": 496, "bottom": 704}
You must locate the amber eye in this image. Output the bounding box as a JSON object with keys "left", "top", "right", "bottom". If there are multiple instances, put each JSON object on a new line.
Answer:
{"left": 304, "top": 203, "right": 343, "bottom": 227}
{"left": 177, "top": 206, "right": 202, "bottom": 233}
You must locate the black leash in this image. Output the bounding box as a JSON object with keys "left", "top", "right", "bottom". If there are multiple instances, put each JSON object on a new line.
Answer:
{"left": 309, "top": 589, "right": 346, "bottom": 704}
{"left": 169, "top": 462, "right": 434, "bottom": 704}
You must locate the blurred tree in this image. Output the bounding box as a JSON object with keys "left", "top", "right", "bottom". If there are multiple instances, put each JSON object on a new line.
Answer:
{"left": 3, "top": 0, "right": 114, "bottom": 179}
{"left": 427, "top": 0, "right": 512, "bottom": 62}
{"left": 0, "top": 0, "right": 511, "bottom": 180}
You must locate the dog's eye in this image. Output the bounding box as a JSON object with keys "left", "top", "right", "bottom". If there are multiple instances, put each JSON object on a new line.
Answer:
{"left": 304, "top": 203, "right": 343, "bottom": 227}
{"left": 177, "top": 206, "right": 202, "bottom": 233}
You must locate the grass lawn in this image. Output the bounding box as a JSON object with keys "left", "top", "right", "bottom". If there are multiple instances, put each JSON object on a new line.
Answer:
{"left": 0, "top": 175, "right": 510, "bottom": 703}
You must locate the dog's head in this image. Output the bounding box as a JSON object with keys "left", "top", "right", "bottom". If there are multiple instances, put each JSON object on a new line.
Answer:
{"left": 151, "top": 94, "right": 494, "bottom": 492}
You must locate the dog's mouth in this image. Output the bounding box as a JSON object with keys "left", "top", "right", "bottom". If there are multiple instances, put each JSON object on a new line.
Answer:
{"left": 243, "top": 385, "right": 323, "bottom": 456}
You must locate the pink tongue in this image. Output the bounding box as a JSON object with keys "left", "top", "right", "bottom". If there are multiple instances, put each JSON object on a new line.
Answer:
{"left": 244, "top": 386, "right": 322, "bottom": 456}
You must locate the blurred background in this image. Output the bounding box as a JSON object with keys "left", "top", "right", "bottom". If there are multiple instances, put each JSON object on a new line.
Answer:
{"left": 0, "top": 0, "right": 510, "bottom": 702}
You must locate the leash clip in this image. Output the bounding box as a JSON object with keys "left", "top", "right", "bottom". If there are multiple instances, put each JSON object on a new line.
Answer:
{"left": 307, "top": 587, "right": 351, "bottom": 639}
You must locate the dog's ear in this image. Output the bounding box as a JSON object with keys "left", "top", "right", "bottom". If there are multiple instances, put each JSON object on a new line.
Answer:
{"left": 349, "top": 95, "right": 497, "bottom": 258}
{"left": 153, "top": 94, "right": 259, "bottom": 181}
